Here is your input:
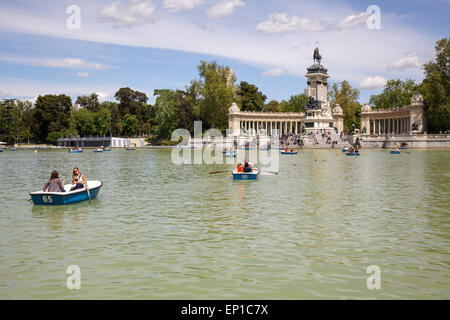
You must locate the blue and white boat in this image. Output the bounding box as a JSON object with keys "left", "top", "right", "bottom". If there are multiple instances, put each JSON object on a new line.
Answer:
{"left": 69, "top": 148, "right": 83, "bottom": 153}
{"left": 346, "top": 152, "right": 360, "bottom": 156}
{"left": 125, "top": 146, "right": 136, "bottom": 150}
{"left": 232, "top": 169, "right": 259, "bottom": 180}
{"left": 0, "top": 149, "right": 3, "bottom": 152}
{"left": 390, "top": 149, "right": 400, "bottom": 154}
{"left": 225, "top": 151, "right": 236, "bottom": 158}
{"left": 30, "top": 180, "right": 103, "bottom": 205}
{"left": 342, "top": 146, "right": 349, "bottom": 152}
{"left": 93, "top": 148, "right": 104, "bottom": 153}
{"left": 281, "top": 151, "right": 298, "bottom": 155}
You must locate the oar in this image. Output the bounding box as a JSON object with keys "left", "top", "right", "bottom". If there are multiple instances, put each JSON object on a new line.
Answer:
{"left": 209, "top": 170, "right": 228, "bottom": 174}
{"left": 261, "top": 170, "right": 278, "bottom": 175}
{"left": 85, "top": 180, "right": 91, "bottom": 205}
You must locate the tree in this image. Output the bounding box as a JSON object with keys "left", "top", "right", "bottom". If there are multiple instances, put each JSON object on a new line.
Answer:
{"left": 121, "top": 114, "right": 138, "bottom": 136}
{"left": 152, "top": 89, "right": 180, "bottom": 141}
{"left": 177, "top": 89, "right": 197, "bottom": 134}
{"left": 94, "top": 108, "right": 112, "bottom": 136}
{"left": 281, "top": 94, "right": 308, "bottom": 112}
{"left": 420, "top": 37, "right": 450, "bottom": 133}
{"left": 329, "top": 81, "right": 361, "bottom": 132}
{"left": 236, "top": 81, "right": 266, "bottom": 111}
{"left": 369, "top": 79, "right": 417, "bottom": 109}
{"left": 100, "top": 101, "right": 121, "bottom": 136}
{"left": 35, "top": 94, "right": 72, "bottom": 142}
{"left": 76, "top": 93, "right": 100, "bottom": 112}
{"left": 114, "top": 87, "right": 149, "bottom": 122}
{"left": 265, "top": 100, "right": 281, "bottom": 112}
{"left": 72, "top": 108, "right": 96, "bottom": 136}
{"left": 196, "top": 60, "right": 235, "bottom": 130}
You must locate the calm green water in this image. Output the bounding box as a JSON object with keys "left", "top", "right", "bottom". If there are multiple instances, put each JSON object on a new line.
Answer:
{"left": 0, "top": 148, "right": 449, "bottom": 299}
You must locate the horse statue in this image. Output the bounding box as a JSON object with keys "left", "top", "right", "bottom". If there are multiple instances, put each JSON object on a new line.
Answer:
{"left": 313, "top": 47, "right": 322, "bottom": 65}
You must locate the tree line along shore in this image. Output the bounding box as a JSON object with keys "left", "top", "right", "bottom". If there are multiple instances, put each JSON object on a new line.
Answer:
{"left": 0, "top": 38, "right": 448, "bottom": 146}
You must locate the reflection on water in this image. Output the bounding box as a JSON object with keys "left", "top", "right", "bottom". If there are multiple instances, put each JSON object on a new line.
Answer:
{"left": 0, "top": 148, "right": 449, "bottom": 299}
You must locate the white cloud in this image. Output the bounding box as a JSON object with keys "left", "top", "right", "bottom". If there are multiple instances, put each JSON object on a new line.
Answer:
{"left": 75, "top": 72, "right": 90, "bottom": 77}
{"left": 358, "top": 76, "right": 387, "bottom": 90}
{"left": 336, "top": 12, "right": 370, "bottom": 29}
{"left": 206, "top": 0, "right": 245, "bottom": 19}
{"left": 388, "top": 53, "right": 420, "bottom": 70}
{"left": 262, "top": 68, "right": 286, "bottom": 77}
{"left": 163, "top": 0, "right": 205, "bottom": 13}
{"left": 39, "top": 58, "right": 108, "bottom": 70}
{"left": 256, "top": 11, "right": 369, "bottom": 34}
{"left": 256, "top": 13, "right": 326, "bottom": 34}
{"left": 0, "top": 90, "right": 10, "bottom": 98}
{"left": 98, "top": 0, "right": 157, "bottom": 27}
{"left": 96, "top": 92, "right": 111, "bottom": 102}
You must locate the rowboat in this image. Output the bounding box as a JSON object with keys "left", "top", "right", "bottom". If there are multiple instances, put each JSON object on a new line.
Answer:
{"left": 398, "top": 147, "right": 407, "bottom": 150}
{"left": 125, "top": 147, "right": 136, "bottom": 150}
{"left": 30, "top": 180, "right": 103, "bottom": 205}
{"left": 281, "top": 151, "right": 298, "bottom": 155}
{"left": 346, "top": 152, "right": 360, "bottom": 156}
{"left": 225, "top": 152, "right": 236, "bottom": 158}
{"left": 390, "top": 150, "right": 400, "bottom": 154}
{"left": 342, "top": 146, "right": 349, "bottom": 152}
{"left": 0, "top": 149, "right": 3, "bottom": 152}
{"left": 102, "top": 148, "right": 111, "bottom": 151}
{"left": 93, "top": 148, "right": 103, "bottom": 153}
{"left": 232, "top": 169, "right": 259, "bottom": 180}
{"left": 69, "top": 148, "right": 83, "bottom": 153}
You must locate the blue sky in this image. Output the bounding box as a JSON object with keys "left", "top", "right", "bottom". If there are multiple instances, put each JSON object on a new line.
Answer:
{"left": 0, "top": 0, "right": 449, "bottom": 105}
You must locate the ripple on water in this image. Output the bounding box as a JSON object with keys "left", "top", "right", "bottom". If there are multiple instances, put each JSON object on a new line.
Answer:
{"left": 0, "top": 149, "right": 449, "bottom": 299}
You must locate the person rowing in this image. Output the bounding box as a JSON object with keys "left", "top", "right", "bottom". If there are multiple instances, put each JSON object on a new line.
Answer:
{"left": 70, "top": 167, "right": 87, "bottom": 191}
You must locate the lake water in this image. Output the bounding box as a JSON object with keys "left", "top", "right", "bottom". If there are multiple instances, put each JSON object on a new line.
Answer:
{"left": 0, "top": 148, "right": 449, "bottom": 299}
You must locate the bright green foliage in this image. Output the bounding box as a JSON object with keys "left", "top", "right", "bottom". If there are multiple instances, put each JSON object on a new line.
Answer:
{"left": 120, "top": 114, "right": 139, "bottom": 136}
{"left": 152, "top": 89, "right": 180, "bottom": 141}
{"left": 72, "top": 108, "right": 96, "bottom": 137}
{"left": 236, "top": 81, "right": 267, "bottom": 111}
{"left": 369, "top": 79, "right": 417, "bottom": 109}
{"left": 420, "top": 37, "right": 450, "bottom": 133}
{"left": 196, "top": 60, "right": 235, "bottom": 130}
{"left": 281, "top": 94, "right": 308, "bottom": 112}
{"left": 46, "top": 131, "right": 63, "bottom": 144}
{"left": 329, "top": 81, "right": 361, "bottom": 132}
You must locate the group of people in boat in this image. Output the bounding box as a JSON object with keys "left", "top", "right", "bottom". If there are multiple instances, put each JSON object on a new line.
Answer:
{"left": 42, "top": 167, "right": 87, "bottom": 193}
{"left": 347, "top": 146, "right": 359, "bottom": 153}
{"left": 236, "top": 157, "right": 257, "bottom": 173}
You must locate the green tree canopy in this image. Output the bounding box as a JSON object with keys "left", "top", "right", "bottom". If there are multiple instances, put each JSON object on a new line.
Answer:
{"left": 420, "top": 37, "right": 450, "bottom": 133}
{"left": 196, "top": 60, "right": 235, "bottom": 130}
{"left": 121, "top": 114, "right": 139, "bottom": 136}
{"left": 329, "top": 81, "right": 361, "bottom": 132}
{"left": 369, "top": 79, "right": 417, "bottom": 109}
{"left": 265, "top": 100, "right": 281, "bottom": 112}
{"left": 35, "top": 94, "right": 72, "bottom": 142}
{"left": 72, "top": 108, "right": 96, "bottom": 137}
{"left": 114, "top": 87, "right": 150, "bottom": 123}
{"left": 152, "top": 89, "right": 180, "bottom": 141}
{"left": 76, "top": 93, "right": 100, "bottom": 112}
{"left": 281, "top": 94, "right": 308, "bottom": 112}
{"left": 236, "top": 81, "right": 266, "bottom": 111}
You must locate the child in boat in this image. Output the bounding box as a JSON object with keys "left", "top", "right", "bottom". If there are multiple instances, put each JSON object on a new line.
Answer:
{"left": 43, "top": 171, "right": 65, "bottom": 192}
{"left": 70, "top": 167, "right": 87, "bottom": 191}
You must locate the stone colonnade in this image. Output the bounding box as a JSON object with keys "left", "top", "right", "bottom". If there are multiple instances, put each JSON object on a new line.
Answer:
{"left": 238, "top": 118, "right": 305, "bottom": 135}
{"left": 365, "top": 117, "right": 411, "bottom": 134}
